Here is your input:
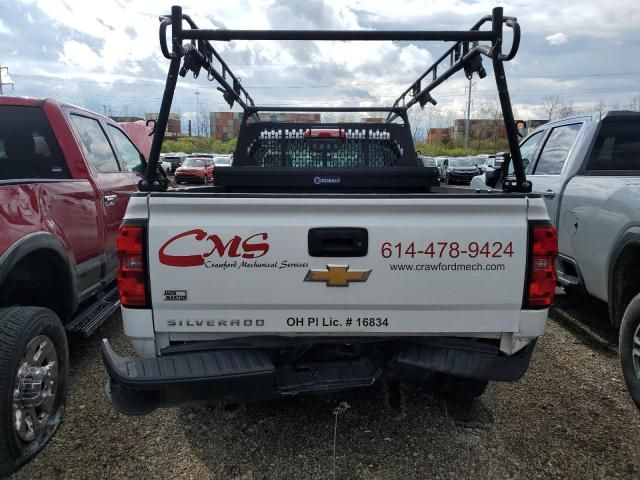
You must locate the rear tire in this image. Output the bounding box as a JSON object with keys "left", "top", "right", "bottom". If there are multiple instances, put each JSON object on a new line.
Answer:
{"left": 0, "top": 307, "right": 69, "bottom": 476}
{"left": 620, "top": 293, "right": 640, "bottom": 410}
{"left": 434, "top": 374, "right": 488, "bottom": 402}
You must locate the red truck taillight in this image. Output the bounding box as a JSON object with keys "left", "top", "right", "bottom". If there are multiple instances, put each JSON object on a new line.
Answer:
{"left": 525, "top": 222, "right": 558, "bottom": 309}
{"left": 116, "top": 223, "right": 148, "bottom": 308}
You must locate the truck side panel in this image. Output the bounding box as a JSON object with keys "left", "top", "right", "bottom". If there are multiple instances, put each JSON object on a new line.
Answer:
{"left": 559, "top": 176, "right": 640, "bottom": 302}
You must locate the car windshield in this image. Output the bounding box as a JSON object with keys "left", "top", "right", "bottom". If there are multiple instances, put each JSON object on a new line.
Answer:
{"left": 213, "top": 156, "right": 232, "bottom": 165}
{"left": 449, "top": 157, "right": 478, "bottom": 167}
{"left": 421, "top": 157, "right": 436, "bottom": 167}
{"left": 182, "top": 158, "right": 206, "bottom": 167}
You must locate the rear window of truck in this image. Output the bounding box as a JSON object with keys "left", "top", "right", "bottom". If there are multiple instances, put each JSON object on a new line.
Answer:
{"left": 587, "top": 121, "right": 640, "bottom": 171}
{"left": 243, "top": 127, "right": 407, "bottom": 168}
{"left": 0, "top": 105, "right": 70, "bottom": 180}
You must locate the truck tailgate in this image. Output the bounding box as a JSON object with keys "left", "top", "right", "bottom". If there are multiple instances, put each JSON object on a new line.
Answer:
{"left": 147, "top": 195, "right": 529, "bottom": 335}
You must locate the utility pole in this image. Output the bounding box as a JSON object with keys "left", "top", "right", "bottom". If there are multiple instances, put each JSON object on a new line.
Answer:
{"left": 194, "top": 91, "right": 200, "bottom": 137}
{"left": 187, "top": 120, "right": 192, "bottom": 136}
{"left": 0, "top": 65, "right": 15, "bottom": 95}
{"left": 464, "top": 76, "right": 473, "bottom": 149}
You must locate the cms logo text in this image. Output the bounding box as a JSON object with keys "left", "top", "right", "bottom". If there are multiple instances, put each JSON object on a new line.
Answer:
{"left": 159, "top": 229, "right": 269, "bottom": 267}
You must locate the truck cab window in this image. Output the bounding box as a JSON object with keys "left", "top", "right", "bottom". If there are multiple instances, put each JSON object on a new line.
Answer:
{"left": 71, "top": 115, "right": 121, "bottom": 173}
{"left": 532, "top": 123, "right": 582, "bottom": 175}
{"left": 508, "top": 131, "right": 543, "bottom": 175}
{"left": 0, "top": 105, "right": 70, "bottom": 180}
{"left": 107, "top": 125, "right": 145, "bottom": 174}
{"left": 587, "top": 122, "right": 640, "bottom": 171}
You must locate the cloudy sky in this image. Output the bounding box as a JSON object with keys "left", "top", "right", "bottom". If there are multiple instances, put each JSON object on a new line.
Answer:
{"left": 1, "top": 0, "right": 639, "bottom": 129}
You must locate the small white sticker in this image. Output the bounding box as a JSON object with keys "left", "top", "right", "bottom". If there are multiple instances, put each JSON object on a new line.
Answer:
{"left": 164, "top": 290, "right": 187, "bottom": 301}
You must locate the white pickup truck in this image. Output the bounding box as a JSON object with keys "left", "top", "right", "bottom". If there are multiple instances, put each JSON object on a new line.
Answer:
{"left": 101, "top": 6, "right": 558, "bottom": 414}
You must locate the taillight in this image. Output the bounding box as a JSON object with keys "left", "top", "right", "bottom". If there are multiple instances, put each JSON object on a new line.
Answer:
{"left": 525, "top": 222, "right": 558, "bottom": 309}
{"left": 303, "top": 128, "right": 346, "bottom": 139}
{"left": 116, "top": 224, "right": 148, "bottom": 308}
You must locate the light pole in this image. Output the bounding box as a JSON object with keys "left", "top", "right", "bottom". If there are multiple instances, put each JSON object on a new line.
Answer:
{"left": 464, "top": 78, "right": 476, "bottom": 149}
{"left": 194, "top": 91, "right": 200, "bottom": 137}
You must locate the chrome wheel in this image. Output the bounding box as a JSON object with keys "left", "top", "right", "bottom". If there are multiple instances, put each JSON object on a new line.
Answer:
{"left": 633, "top": 323, "right": 640, "bottom": 380}
{"left": 12, "top": 335, "right": 58, "bottom": 443}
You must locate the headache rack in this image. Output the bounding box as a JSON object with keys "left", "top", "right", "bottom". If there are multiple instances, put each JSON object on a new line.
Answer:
{"left": 142, "top": 5, "right": 531, "bottom": 194}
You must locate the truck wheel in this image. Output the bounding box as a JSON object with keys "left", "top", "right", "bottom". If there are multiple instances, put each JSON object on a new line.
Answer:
{"left": 434, "top": 374, "right": 488, "bottom": 402}
{"left": 0, "top": 307, "right": 69, "bottom": 476}
{"left": 620, "top": 293, "right": 640, "bottom": 410}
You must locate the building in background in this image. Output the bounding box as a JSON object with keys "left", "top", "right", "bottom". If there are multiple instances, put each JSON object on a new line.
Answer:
{"left": 209, "top": 112, "right": 322, "bottom": 140}
{"left": 426, "top": 127, "right": 452, "bottom": 143}
{"left": 145, "top": 113, "right": 181, "bottom": 137}
{"left": 451, "top": 119, "right": 505, "bottom": 142}
{"left": 210, "top": 112, "right": 243, "bottom": 140}
{"left": 362, "top": 117, "right": 385, "bottom": 123}
{"left": 427, "top": 118, "right": 547, "bottom": 144}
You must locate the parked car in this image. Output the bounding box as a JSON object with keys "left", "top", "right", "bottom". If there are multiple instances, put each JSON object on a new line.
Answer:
{"left": 160, "top": 159, "right": 172, "bottom": 172}
{"left": 162, "top": 152, "right": 187, "bottom": 173}
{"left": 470, "top": 111, "right": 640, "bottom": 409}
{"left": 473, "top": 154, "right": 502, "bottom": 173}
{"left": 0, "top": 96, "right": 142, "bottom": 474}
{"left": 418, "top": 155, "right": 436, "bottom": 167}
{"left": 101, "top": 7, "right": 557, "bottom": 416}
{"left": 174, "top": 156, "right": 214, "bottom": 184}
{"left": 213, "top": 154, "right": 233, "bottom": 167}
{"left": 439, "top": 156, "right": 481, "bottom": 184}
{"left": 434, "top": 156, "right": 448, "bottom": 168}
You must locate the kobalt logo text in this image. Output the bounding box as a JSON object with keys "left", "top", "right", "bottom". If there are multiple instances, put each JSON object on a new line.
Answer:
{"left": 313, "top": 176, "right": 341, "bottom": 185}
{"left": 159, "top": 229, "right": 269, "bottom": 267}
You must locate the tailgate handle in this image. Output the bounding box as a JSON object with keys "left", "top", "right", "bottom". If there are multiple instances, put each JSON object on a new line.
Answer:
{"left": 308, "top": 228, "right": 368, "bottom": 257}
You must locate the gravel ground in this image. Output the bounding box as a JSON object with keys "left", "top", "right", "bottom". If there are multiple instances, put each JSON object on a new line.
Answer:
{"left": 11, "top": 306, "right": 640, "bottom": 480}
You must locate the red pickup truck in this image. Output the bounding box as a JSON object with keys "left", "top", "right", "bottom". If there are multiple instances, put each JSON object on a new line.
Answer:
{"left": 0, "top": 96, "right": 143, "bottom": 474}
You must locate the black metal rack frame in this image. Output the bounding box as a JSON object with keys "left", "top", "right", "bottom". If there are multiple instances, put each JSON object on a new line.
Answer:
{"left": 142, "top": 4, "right": 530, "bottom": 193}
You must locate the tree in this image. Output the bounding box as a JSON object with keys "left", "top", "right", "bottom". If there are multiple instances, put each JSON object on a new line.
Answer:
{"left": 197, "top": 109, "right": 210, "bottom": 137}
{"left": 472, "top": 103, "right": 488, "bottom": 151}
{"left": 630, "top": 95, "right": 640, "bottom": 111}
{"left": 487, "top": 101, "right": 504, "bottom": 150}
{"left": 594, "top": 99, "right": 606, "bottom": 115}
{"left": 81, "top": 97, "right": 101, "bottom": 114}
{"left": 542, "top": 95, "right": 576, "bottom": 120}
{"left": 557, "top": 100, "right": 576, "bottom": 119}
{"left": 441, "top": 131, "right": 452, "bottom": 147}
{"left": 408, "top": 109, "right": 427, "bottom": 141}
{"left": 542, "top": 95, "right": 563, "bottom": 121}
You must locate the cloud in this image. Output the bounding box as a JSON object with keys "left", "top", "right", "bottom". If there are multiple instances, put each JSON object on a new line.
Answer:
{"left": 2, "top": 0, "right": 639, "bottom": 120}
{"left": 0, "top": 18, "right": 11, "bottom": 35}
{"left": 546, "top": 33, "right": 568, "bottom": 46}
{"left": 59, "top": 40, "right": 104, "bottom": 71}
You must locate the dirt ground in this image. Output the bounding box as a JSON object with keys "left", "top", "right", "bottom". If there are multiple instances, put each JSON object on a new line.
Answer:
{"left": 12, "top": 298, "right": 640, "bottom": 480}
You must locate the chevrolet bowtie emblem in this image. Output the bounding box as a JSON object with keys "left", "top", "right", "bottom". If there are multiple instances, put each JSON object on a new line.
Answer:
{"left": 304, "top": 265, "right": 372, "bottom": 287}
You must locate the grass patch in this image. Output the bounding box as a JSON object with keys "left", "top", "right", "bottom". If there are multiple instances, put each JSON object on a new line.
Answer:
{"left": 162, "top": 137, "right": 237, "bottom": 154}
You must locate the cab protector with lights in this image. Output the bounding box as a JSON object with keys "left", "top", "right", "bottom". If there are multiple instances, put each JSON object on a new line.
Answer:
{"left": 101, "top": 5, "right": 556, "bottom": 414}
